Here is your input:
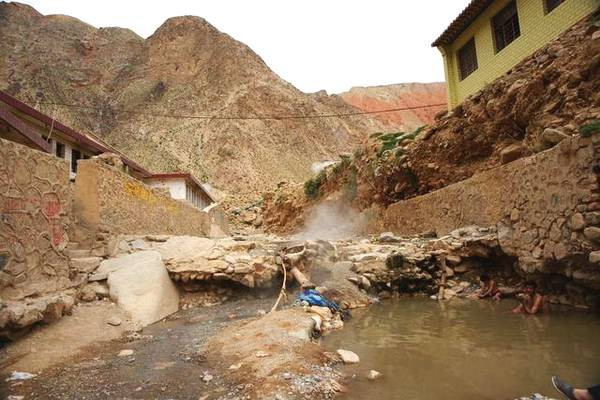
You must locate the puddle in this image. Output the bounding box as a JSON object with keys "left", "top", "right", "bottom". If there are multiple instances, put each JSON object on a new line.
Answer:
{"left": 322, "top": 298, "right": 600, "bottom": 399}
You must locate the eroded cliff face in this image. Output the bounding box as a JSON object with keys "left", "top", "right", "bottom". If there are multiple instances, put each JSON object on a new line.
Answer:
{"left": 0, "top": 2, "right": 384, "bottom": 205}
{"left": 338, "top": 82, "right": 447, "bottom": 132}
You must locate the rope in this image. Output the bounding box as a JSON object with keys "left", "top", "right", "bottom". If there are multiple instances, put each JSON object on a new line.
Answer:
{"left": 46, "top": 105, "right": 57, "bottom": 142}
{"left": 270, "top": 251, "right": 288, "bottom": 313}
{"left": 39, "top": 101, "right": 447, "bottom": 121}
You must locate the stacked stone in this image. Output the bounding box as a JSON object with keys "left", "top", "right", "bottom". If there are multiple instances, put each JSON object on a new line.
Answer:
{"left": 497, "top": 136, "right": 600, "bottom": 296}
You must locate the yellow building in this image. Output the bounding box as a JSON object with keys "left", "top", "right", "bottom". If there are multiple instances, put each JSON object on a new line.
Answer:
{"left": 433, "top": 0, "right": 599, "bottom": 109}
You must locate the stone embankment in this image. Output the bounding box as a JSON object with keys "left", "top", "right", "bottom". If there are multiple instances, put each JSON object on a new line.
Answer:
{"left": 377, "top": 134, "right": 600, "bottom": 296}
{"left": 263, "top": 130, "right": 600, "bottom": 309}
{"left": 3, "top": 217, "right": 598, "bottom": 338}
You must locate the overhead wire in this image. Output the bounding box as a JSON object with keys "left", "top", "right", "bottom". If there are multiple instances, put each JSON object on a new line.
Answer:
{"left": 38, "top": 101, "right": 447, "bottom": 121}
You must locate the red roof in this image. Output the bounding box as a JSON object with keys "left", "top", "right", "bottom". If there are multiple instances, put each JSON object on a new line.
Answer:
{"left": 432, "top": 0, "right": 495, "bottom": 47}
{"left": 0, "top": 90, "right": 152, "bottom": 177}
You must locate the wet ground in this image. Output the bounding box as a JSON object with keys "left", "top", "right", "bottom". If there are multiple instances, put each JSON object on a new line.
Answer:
{"left": 322, "top": 298, "right": 600, "bottom": 400}
{"left": 1, "top": 296, "right": 276, "bottom": 400}
{"left": 3, "top": 296, "right": 600, "bottom": 400}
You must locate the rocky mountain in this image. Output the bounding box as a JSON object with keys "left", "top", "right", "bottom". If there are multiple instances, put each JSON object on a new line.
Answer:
{"left": 338, "top": 83, "right": 447, "bottom": 131}
{"left": 0, "top": 2, "right": 384, "bottom": 204}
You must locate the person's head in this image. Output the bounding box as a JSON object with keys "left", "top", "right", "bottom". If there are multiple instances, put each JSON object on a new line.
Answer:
{"left": 524, "top": 280, "right": 537, "bottom": 294}
{"left": 480, "top": 273, "right": 490, "bottom": 283}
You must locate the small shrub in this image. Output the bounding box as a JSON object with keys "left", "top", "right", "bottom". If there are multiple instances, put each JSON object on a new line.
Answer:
{"left": 343, "top": 166, "right": 358, "bottom": 202}
{"left": 377, "top": 139, "right": 398, "bottom": 157}
{"left": 304, "top": 178, "right": 320, "bottom": 199}
{"left": 252, "top": 198, "right": 264, "bottom": 207}
{"left": 579, "top": 121, "right": 600, "bottom": 138}
{"left": 378, "top": 132, "right": 404, "bottom": 142}
{"left": 304, "top": 170, "right": 327, "bottom": 199}
{"left": 332, "top": 156, "right": 351, "bottom": 176}
{"left": 376, "top": 127, "right": 425, "bottom": 158}
{"left": 404, "top": 168, "right": 419, "bottom": 192}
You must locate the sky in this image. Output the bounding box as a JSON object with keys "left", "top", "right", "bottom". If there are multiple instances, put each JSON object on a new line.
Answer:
{"left": 15, "top": 0, "right": 469, "bottom": 93}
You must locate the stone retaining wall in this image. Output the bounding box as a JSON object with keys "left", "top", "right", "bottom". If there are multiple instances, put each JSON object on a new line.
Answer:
{"left": 0, "top": 138, "right": 72, "bottom": 300}
{"left": 377, "top": 135, "right": 600, "bottom": 289}
{"left": 72, "top": 159, "right": 211, "bottom": 243}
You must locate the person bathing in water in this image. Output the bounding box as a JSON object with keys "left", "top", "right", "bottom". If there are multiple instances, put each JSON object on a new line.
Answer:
{"left": 512, "top": 281, "right": 545, "bottom": 314}
{"left": 477, "top": 273, "right": 501, "bottom": 300}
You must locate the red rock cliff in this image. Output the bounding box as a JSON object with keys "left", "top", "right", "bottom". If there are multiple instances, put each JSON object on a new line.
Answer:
{"left": 338, "top": 83, "right": 447, "bottom": 131}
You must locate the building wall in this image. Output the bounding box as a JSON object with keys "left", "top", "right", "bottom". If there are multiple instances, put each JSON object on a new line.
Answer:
{"left": 0, "top": 138, "right": 73, "bottom": 300}
{"left": 72, "top": 159, "right": 211, "bottom": 239}
{"left": 145, "top": 178, "right": 187, "bottom": 200}
{"left": 1, "top": 103, "right": 97, "bottom": 177}
{"left": 442, "top": 0, "right": 598, "bottom": 108}
{"left": 186, "top": 183, "right": 212, "bottom": 210}
{"left": 375, "top": 134, "right": 600, "bottom": 289}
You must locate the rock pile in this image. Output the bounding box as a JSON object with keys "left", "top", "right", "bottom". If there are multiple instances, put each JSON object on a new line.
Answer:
{"left": 335, "top": 227, "right": 501, "bottom": 299}
{"left": 4, "top": 219, "right": 597, "bottom": 339}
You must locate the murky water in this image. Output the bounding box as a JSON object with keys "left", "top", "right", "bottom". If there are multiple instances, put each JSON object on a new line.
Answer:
{"left": 323, "top": 299, "right": 600, "bottom": 400}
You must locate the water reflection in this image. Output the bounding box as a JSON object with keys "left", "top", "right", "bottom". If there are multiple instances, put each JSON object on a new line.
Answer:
{"left": 322, "top": 299, "right": 600, "bottom": 400}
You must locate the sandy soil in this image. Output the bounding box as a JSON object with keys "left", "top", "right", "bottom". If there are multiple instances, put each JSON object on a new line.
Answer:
{"left": 1, "top": 301, "right": 132, "bottom": 373}
{"left": 0, "top": 296, "right": 282, "bottom": 400}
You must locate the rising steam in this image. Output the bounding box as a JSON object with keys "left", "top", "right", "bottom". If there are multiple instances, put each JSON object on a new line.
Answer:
{"left": 294, "top": 200, "right": 366, "bottom": 241}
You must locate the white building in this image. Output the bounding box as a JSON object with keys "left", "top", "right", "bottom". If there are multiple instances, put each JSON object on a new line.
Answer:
{"left": 144, "top": 173, "right": 215, "bottom": 210}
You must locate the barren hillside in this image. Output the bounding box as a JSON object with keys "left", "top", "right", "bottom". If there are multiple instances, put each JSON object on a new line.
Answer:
{"left": 338, "top": 82, "right": 447, "bottom": 131}
{"left": 0, "top": 2, "right": 385, "bottom": 204}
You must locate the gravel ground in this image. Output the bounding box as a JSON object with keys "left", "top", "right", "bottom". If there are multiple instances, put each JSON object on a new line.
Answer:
{"left": 1, "top": 296, "right": 278, "bottom": 400}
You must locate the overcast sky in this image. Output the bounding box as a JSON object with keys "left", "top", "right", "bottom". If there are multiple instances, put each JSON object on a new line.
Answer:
{"left": 16, "top": 0, "right": 468, "bottom": 93}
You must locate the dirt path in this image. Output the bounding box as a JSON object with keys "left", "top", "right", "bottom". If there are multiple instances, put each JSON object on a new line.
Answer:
{"left": 0, "top": 297, "right": 277, "bottom": 400}
{"left": 1, "top": 301, "right": 132, "bottom": 374}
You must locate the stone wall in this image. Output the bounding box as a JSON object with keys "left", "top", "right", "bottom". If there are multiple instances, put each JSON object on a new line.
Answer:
{"left": 72, "top": 159, "right": 211, "bottom": 243}
{"left": 376, "top": 135, "right": 600, "bottom": 289}
{"left": 0, "top": 138, "right": 73, "bottom": 300}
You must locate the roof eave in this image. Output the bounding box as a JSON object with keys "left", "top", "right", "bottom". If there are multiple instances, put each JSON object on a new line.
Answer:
{"left": 431, "top": 0, "right": 495, "bottom": 47}
{"left": 0, "top": 90, "right": 152, "bottom": 177}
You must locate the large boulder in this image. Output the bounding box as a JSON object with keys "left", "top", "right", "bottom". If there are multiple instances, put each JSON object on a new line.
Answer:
{"left": 106, "top": 251, "right": 179, "bottom": 328}
{"left": 90, "top": 251, "right": 161, "bottom": 281}
{"left": 154, "top": 236, "right": 215, "bottom": 262}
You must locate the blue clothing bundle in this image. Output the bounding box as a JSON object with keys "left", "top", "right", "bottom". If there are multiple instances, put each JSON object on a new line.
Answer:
{"left": 298, "top": 289, "right": 340, "bottom": 312}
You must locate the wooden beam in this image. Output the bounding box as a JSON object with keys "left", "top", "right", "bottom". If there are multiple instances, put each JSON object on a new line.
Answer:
{"left": 0, "top": 104, "right": 51, "bottom": 152}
